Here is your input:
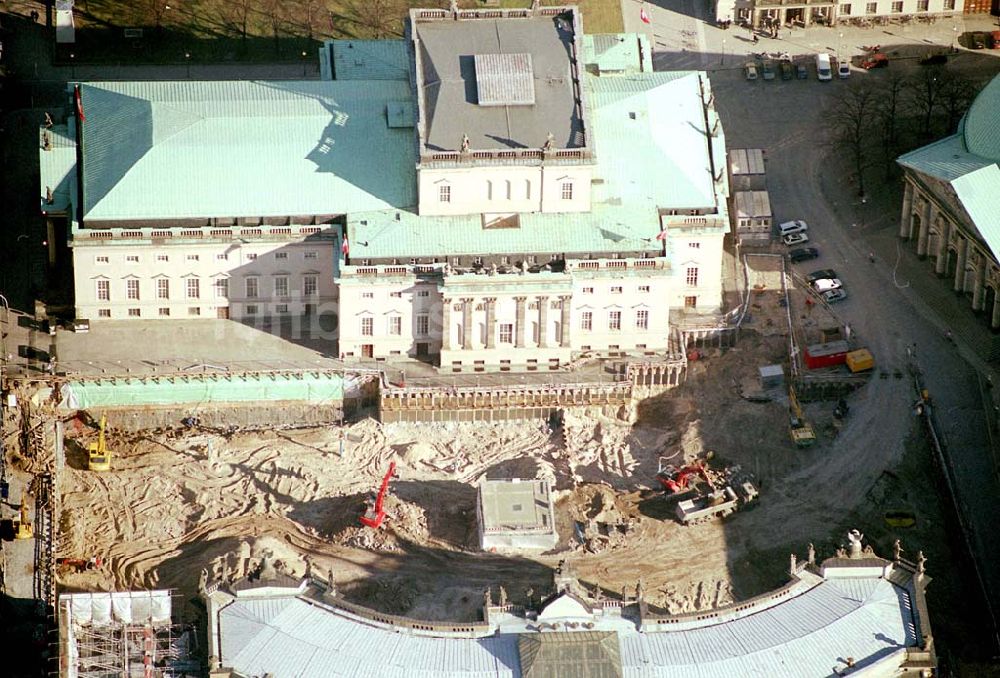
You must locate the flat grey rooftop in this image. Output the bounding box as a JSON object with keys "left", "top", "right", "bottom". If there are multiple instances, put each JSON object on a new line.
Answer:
{"left": 415, "top": 16, "right": 584, "bottom": 151}
{"left": 480, "top": 479, "right": 553, "bottom": 532}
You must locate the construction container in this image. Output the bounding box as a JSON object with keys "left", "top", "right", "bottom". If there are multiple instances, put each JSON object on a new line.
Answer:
{"left": 803, "top": 340, "right": 850, "bottom": 369}
{"left": 759, "top": 364, "right": 784, "bottom": 389}
{"left": 846, "top": 349, "right": 874, "bottom": 373}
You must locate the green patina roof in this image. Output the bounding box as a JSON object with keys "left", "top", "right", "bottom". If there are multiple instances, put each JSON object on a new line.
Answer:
{"left": 39, "top": 121, "right": 77, "bottom": 214}
{"left": 898, "top": 76, "right": 1000, "bottom": 261}
{"left": 963, "top": 74, "right": 1000, "bottom": 163}
{"left": 582, "top": 33, "right": 651, "bottom": 74}
{"left": 78, "top": 80, "right": 417, "bottom": 221}
{"left": 349, "top": 70, "right": 719, "bottom": 259}
{"left": 331, "top": 40, "right": 410, "bottom": 81}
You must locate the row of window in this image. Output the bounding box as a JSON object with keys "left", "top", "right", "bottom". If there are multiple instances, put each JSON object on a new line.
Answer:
{"left": 361, "top": 290, "right": 430, "bottom": 299}
{"left": 97, "top": 307, "right": 204, "bottom": 318}
{"left": 580, "top": 309, "right": 650, "bottom": 332}
{"left": 360, "top": 315, "right": 430, "bottom": 337}
{"left": 438, "top": 181, "right": 574, "bottom": 203}
{"left": 581, "top": 284, "right": 653, "bottom": 295}
{"left": 95, "top": 275, "right": 319, "bottom": 301}
{"left": 94, "top": 251, "right": 319, "bottom": 265}
{"left": 839, "top": 0, "right": 946, "bottom": 14}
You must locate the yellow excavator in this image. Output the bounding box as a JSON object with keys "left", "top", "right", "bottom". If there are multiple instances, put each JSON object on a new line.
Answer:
{"left": 788, "top": 385, "right": 816, "bottom": 448}
{"left": 87, "top": 414, "right": 111, "bottom": 472}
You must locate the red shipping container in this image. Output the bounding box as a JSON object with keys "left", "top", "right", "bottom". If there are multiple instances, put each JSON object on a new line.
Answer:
{"left": 804, "top": 340, "right": 850, "bottom": 369}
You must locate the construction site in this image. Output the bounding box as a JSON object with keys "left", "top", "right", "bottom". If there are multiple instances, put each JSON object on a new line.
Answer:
{"left": 0, "top": 253, "right": 973, "bottom": 675}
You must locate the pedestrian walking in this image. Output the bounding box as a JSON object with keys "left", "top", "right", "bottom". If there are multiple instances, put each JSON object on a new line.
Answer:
{"left": 753, "top": 34, "right": 759, "bottom": 44}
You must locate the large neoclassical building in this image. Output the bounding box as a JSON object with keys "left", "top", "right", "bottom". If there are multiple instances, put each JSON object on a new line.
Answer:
{"left": 39, "top": 6, "right": 731, "bottom": 369}
{"left": 897, "top": 74, "right": 1000, "bottom": 331}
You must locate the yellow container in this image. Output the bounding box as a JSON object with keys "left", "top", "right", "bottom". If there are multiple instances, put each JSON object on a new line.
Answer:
{"left": 846, "top": 349, "right": 874, "bottom": 373}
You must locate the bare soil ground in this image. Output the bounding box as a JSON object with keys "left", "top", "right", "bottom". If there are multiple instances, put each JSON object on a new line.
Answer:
{"left": 55, "top": 315, "right": 927, "bottom": 625}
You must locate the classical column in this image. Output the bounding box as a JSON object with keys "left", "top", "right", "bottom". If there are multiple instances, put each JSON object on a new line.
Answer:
{"left": 973, "top": 256, "right": 986, "bottom": 312}
{"left": 485, "top": 297, "right": 497, "bottom": 349}
{"left": 441, "top": 297, "right": 452, "bottom": 351}
{"left": 537, "top": 296, "right": 549, "bottom": 348}
{"left": 954, "top": 238, "right": 969, "bottom": 293}
{"left": 513, "top": 297, "right": 527, "bottom": 348}
{"left": 559, "top": 295, "right": 572, "bottom": 348}
{"left": 462, "top": 298, "right": 473, "bottom": 349}
{"left": 935, "top": 217, "right": 951, "bottom": 276}
{"left": 916, "top": 200, "right": 933, "bottom": 258}
{"left": 899, "top": 181, "right": 914, "bottom": 239}
{"left": 992, "top": 292, "right": 1000, "bottom": 330}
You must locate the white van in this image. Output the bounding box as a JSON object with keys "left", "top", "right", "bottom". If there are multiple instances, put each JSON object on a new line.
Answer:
{"left": 816, "top": 53, "right": 832, "bottom": 81}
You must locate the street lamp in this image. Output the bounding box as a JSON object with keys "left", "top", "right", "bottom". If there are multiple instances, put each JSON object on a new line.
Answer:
{"left": 301, "top": 51, "right": 309, "bottom": 77}
{"left": 185, "top": 52, "right": 191, "bottom": 78}
{"left": 952, "top": 25, "right": 957, "bottom": 52}
{"left": 69, "top": 52, "right": 75, "bottom": 79}
{"left": 838, "top": 32, "right": 843, "bottom": 60}
{"left": 721, "top": 38, "right": 726, "bottom": 65}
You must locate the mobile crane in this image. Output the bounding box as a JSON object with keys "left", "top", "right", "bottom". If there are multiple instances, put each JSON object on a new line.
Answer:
{"left": 360, "top": 462, "right": 397, "bottom": 529}
{"left": 788, "top": 385, "right": 816, "bottom": 448}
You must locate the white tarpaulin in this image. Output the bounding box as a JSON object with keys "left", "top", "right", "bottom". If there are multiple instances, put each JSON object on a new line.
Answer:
{"left": 62, "top": 590, "right": 172, "bottom": 627}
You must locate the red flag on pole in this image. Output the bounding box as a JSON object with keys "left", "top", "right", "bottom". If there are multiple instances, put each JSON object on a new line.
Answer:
{"left": 75, "top": 86, "right": 86, "bottom": 122}
{"left": 655, "top": 230, "right": 667, "bottom": 241}
{"left": 341, "top": 236, "right": 349, "bottom": 257}
{"left": 640, "top": 6, "right": 651, "bottom": 24}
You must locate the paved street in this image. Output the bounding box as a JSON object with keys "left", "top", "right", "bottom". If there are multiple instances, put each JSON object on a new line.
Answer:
{"left": 635, "top": 0, "right": 1000, "bottom": 650}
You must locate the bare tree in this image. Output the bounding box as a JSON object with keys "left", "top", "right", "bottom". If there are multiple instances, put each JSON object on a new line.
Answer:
{"left": 873, "top": 72, "right": 908, "bottom": 179}
{"left": 224, "top": 0, "right": 254, "bottom": 45}
{"left": 827, "top": 80, "right": 881, "bottom": 198}
{"left": 344, "top": 0, "right": 406, "bottom": 39}
{"left": 939, "top": 75, "right": 978, "bottom": 134}
{"left": 907, "top": 68, "right": 946, "bottom": 139}
{"left": 300, "top": 0, "right": 322, "bottom": 41}
{"left": 262, "top": 0, "right": 287, "bottom": 54}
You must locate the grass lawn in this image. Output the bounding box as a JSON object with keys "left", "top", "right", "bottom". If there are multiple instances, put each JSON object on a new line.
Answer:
{"left": 60, "top": 0, "right": 623, "bottom": 64}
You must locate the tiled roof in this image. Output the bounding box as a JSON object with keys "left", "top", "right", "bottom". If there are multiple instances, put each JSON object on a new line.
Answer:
{"left": 331, "top": 40, "right": 410, "bottom": 81}
{"left": 77, "top": 80, "right": 417, "bottom": 221}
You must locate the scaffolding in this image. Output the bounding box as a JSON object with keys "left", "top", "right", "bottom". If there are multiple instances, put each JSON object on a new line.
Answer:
{"left": 58, "top": 590, "right": 198, "bottom": 678}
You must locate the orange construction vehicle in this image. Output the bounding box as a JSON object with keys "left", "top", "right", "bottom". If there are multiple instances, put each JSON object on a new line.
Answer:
{"left": 360, "top": 462, "right": 397, "bottom": 529}
{"left": 656, "top": 460, "right": 714, "bottom": 495}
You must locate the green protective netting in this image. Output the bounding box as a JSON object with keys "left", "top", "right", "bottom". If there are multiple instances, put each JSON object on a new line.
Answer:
{"left": 61, "top": 373, "right": 345, "bottom": 409}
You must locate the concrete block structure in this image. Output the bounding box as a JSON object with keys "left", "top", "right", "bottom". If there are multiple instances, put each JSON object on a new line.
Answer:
{"left": 477, "top": 478, "right": 558, "bottom": 552}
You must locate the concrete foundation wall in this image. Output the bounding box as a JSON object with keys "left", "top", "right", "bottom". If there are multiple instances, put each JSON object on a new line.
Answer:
{"left": 481, "top": 531, "right": 559, "bottom": 552}
{"left": 89, "top": 402, "right": 344, "bottom": 432}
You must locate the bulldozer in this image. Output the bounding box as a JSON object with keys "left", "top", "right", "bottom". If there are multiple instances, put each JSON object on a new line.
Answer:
{"left": 788, "top": 386, "right": 816, "bottom": 448}
{"left": 87, "top": 414, "right": 111, "bottom": 472}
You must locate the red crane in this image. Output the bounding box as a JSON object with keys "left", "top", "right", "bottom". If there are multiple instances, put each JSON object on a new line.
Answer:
{"left": 360, "top": 462, "right": 396, "bottom": 529}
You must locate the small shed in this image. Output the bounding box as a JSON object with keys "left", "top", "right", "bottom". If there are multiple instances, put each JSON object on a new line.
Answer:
{"left": 759, "top": 364, "right": 784, "bottom": 389}
{"left": 734, "top": 190, "right": 773, "bottom": 243}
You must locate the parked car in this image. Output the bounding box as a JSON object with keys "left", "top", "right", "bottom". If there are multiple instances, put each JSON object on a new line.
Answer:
{"left": 780, "top": 60, "right": 793, "bottom": 80}
{"left": 821, "top": 289, "right": 848, "bottom": 303}
{"left": 745, "top": 62, "right": 758, "bottom": 80}
{"left": 762, "top": 60, "right": 776, "bottom": 80}
{"left": 796, "top": 63, "right": 808, "bottom": 79}
{"left": 862, "top": 52, "right": 889, "bottom": 69}
{"left": 789, "top": 247, "right": 819, "bottom": 263}
{"left": 806, "top": 268, "right": 838, "bottom": 283}
{"left": 970, "top": 31, "right": 988, "bottom": 49}
{"left": 783, "top": 232, "right": 809, "bottom": 246}
{"left": 812, "top": 277, "right": 843, "bottom": 292}
{"left": 779, "top": 219, "right": 809, "bottom": 236}
{"left": 837, "top": 60, "right": 850, "bottom": 78}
